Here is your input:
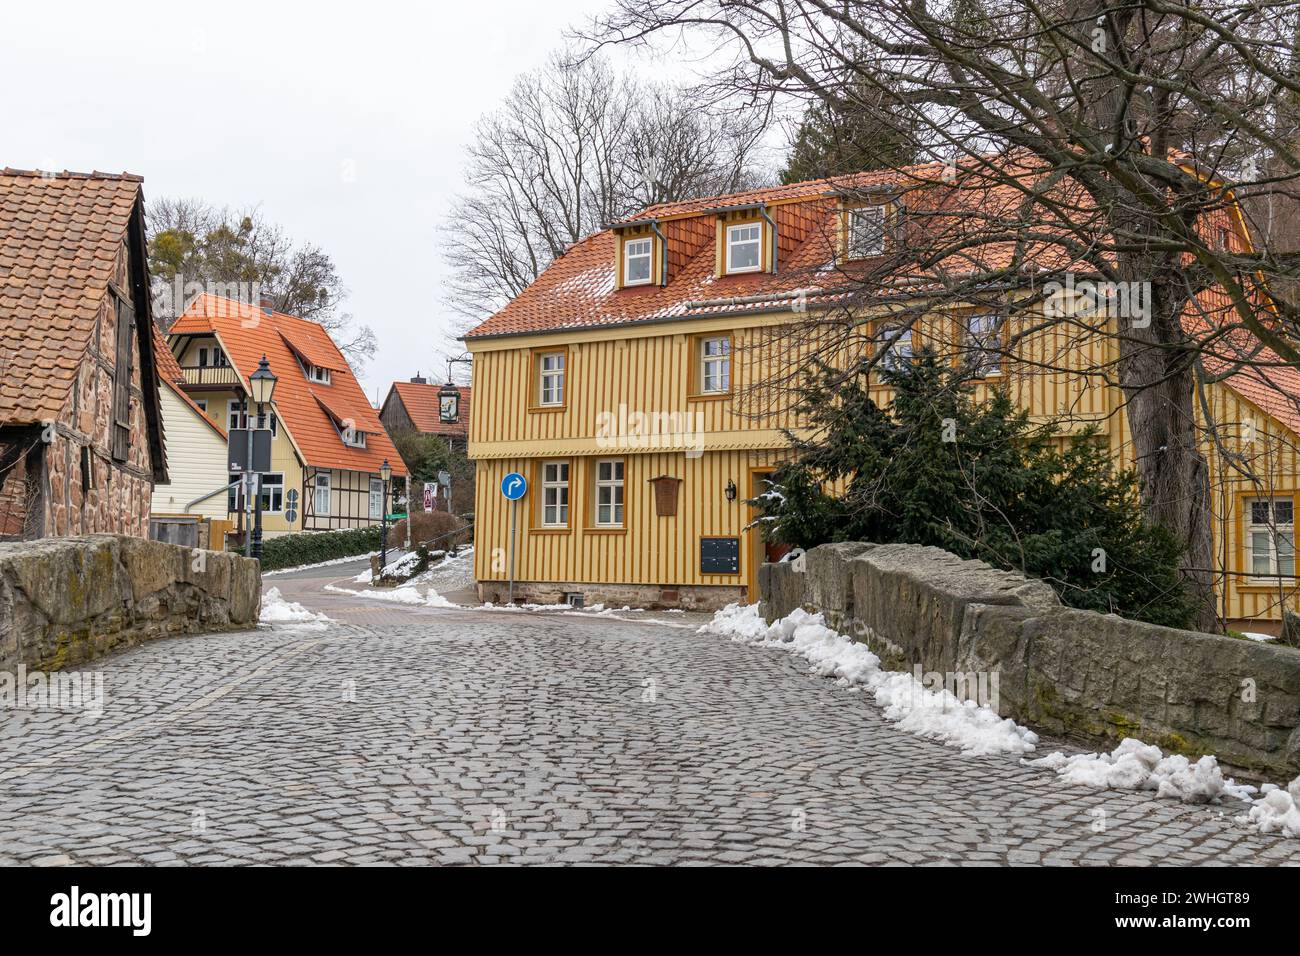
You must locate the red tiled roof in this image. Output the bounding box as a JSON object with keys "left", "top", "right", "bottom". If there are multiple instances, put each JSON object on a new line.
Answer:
{"left": 0, "top": 168, "right": 143, "bottom": 423}
{"left": 153, "top": 322, "right": 186, "bottom": 385}
{"left": 385, "top": 381, "right": 471, "bottom": 437}
{"left": 170, "top": 294, "right": 406, "bottom": 476}
{"left": 463, "top": 156, "right": 1078, "bottom": 340}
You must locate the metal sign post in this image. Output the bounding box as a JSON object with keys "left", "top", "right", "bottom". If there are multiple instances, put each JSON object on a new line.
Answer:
{"left": 244, "top": 402, "right": 253, "bottom": 558}
{"left": 500, "top": 472, "right": 527, "bottom": 605}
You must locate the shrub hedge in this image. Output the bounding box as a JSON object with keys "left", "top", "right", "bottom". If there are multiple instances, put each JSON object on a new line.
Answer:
{"left": 259, "top": 526, "right": 384, "bottom": 571}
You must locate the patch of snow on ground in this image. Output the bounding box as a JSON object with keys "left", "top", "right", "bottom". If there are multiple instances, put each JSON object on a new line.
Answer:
{"left": 1022, "top": 738, "right": 1254, "bottom": 804}
{"left": 259, "top": 587, "right": 332, "bottom": 627}
{"left": 700, "top": 603, "right": 1037, "bottom": 756}
{"left": 324, "top": 583, "right": 452, "bottom": 607}
{"left": 1240, "top": 631, "right": 1277, "bottom": 642}
{"left": 1239, "top": 779, "right": 1300, "bottom": 837}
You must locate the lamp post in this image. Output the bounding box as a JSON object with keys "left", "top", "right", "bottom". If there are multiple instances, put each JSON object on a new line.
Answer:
{"left": 379, "top": 458, "right": 392, "bottom": 572}
{"left": 248, "top": 355, "right": 277, "bottom": 563}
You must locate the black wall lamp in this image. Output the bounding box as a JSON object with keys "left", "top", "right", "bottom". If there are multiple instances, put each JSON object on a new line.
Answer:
{"left": 724, "top": 479, "right": 737, "bottom": 502}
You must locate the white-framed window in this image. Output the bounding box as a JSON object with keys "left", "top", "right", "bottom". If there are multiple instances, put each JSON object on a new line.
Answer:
{"left": 369, "top": 478, "right": 384, "bottom": 520}
{"left": 847, "top": 205, "right": 886, "bottom": 259}
{"left": 538, "top": 351, "right": 565, "bottom": 406}
{"left": 226, "top": 473, "right": 283, "bottom": 514}
{"left": 541, "top": 460, "right": 570, "bottom": 527}
{"left": 725, "top": 222, "right": 763, "bottom": 273}
{"left": 227, "top": 400, "right": 246, "bottom": 432}
{"left": 257, "top": 409, "right": 278, "bottom": 437}
{"left": 624, "top": 237, "right": 653, "bottom": 286}
{"left": 699, "top": 336, "right": 731, "bottom": 393}
{"left": 213, "top": 349, "right": 228, "bottom": 367}
{"left": 314, "top": 473, "right": 331, "bottom": 516}
{"left": 229, "top": 401, "right": 276, "bottom": 436}
{"left": 306, "top": 364, "right": 331, "bottom": 385}
{"left": 340, "top": 421, "right": 367, "bottom": 448}
{"left": 879, "top": 325, "right": 913, "bottom": 372}
{"left": 256, "top": 473, "right": 284, "bottom": 513}
{"left": 965, "top": 313, "right": 1003, "bottom": 379}
{"left": 594, "top": 458, "right": 625, "bottom": 527}
{"left": 193, "top": 399, "right": 207, "bottom": 413}
{"left": 198, "top": 347, "right": 209, "bottom": 367}
{"left": 1247, "top": 497, "right": 1295, "bottom": 579}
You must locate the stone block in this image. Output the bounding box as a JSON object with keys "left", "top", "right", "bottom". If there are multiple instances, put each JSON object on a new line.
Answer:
{"left": 0, "top": 535, "right": 261, "bottom": 673}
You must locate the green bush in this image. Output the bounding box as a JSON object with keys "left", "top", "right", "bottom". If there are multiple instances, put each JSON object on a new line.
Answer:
{"left": 259, "top": 526, "right": 384, "bottom": 572}
{"left": 755, "top": 351, "right": 1196, "bottom": 628}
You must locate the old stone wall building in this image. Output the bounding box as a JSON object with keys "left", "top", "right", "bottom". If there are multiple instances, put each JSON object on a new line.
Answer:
{"left": 0, "top": 168, "right": 167, "bottom": 539}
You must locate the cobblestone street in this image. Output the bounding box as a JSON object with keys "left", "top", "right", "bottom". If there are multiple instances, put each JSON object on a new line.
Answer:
{"left": 2, "top": 559, "right": 1298, "bottom": 866}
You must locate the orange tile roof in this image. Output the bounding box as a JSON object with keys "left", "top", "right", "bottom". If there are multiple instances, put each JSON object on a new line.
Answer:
{"left": 170, "top": 294, "right": 406, "bottom": 476}
{"left": 385, "top": 381, "right": 471, "bottom": 437}
{"left": 0, "top": 168, "right": 143, "bottom": 424}
{"left": 463, "top": 155, "right": 1080, "bottom": 340}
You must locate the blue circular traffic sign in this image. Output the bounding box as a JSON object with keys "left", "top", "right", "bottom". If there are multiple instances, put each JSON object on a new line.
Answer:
{"left": 501, "top": 472, "right": 528, "bottom": 500}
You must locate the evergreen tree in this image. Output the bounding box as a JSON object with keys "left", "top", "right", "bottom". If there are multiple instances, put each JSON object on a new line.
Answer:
{"left": 757, "top": 353, "right": 1196, "bottom": 628}
{"left": 780, "top": 80, "right": 920, "bottom": 184}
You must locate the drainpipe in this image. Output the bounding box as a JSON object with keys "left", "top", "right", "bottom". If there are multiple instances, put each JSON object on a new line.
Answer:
{"left": 759, "top": 206, "right": 778, "bottom": 273}
{"left": 650, "top": 220, "right": 668, "bottom": 286}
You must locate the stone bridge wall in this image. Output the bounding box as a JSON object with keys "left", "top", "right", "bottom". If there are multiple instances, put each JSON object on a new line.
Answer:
{"left": 0, "top": 534, "right": 260, "bottom": 672}
{"left": 759, "top": 542, "right": 1300, "bottom": 777}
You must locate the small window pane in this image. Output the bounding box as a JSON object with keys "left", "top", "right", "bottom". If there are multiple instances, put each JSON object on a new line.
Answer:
{"left": 727, "top": 224, "right": 762, "bottom": 271}
{"left": 848, "top": 206, "right": 885, "bottom": 258}
{"left": 1252, "top": 500, "right": 1271, "bottom": 524}
{"left": 1279, "top": 533, "right": 1295, "bottom": 577}
{"left": 1276, "top": 501, "right": 1294, "bottom": 525}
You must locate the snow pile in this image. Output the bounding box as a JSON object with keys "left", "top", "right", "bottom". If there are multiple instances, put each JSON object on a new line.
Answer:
{"left": 1023, "top": 738, "right": 1253, "bottom": 804}
{"left": 324, "top": 583, "right": 459, "bottom": 608}
{"left": 424, "top": 588, "right": 459, "bottom": 609}
{"left": 259, "top": 587, "right": 332, "bottom": 627}
{"left": 1240, "top": 779, "right": 1300, "bottom": 837}
{"left": 381, "top": 551, "right": 422, "bottom": 577}
{"left": 701, "top": 603, "right": 1038, "bottom": 756}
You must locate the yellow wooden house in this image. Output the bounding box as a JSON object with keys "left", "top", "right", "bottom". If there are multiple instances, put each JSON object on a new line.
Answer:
{"left": 463, "top": 165, "right": 1300, "bottom": 629}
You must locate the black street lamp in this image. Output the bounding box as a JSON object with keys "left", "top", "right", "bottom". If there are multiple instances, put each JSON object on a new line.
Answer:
{"left": 248, "top": 355, "right": 277, "bottom": 562}
{"left": 379, "top": 458, "right": 392, "bottom": 572}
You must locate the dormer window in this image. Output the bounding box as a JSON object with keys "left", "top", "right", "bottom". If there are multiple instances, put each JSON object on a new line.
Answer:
{"left": 847, "top": 205, "right": 886, "bottom": 259}
{"left": 340, "top": 419, "right": 368, "bottom": 447}
{"left": 623, "top": 237, "right": 653, "bottom": 286}
{"left": 725, "top": 223, "right": 762, "bottom": 274}
{"left": 306, "top": 364, "right": 331, "bottom": 385}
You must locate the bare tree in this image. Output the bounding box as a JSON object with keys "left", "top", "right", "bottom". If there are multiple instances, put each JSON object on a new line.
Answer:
{"left": 146, "top": 199, "right": 376, "bottom": 368}
{"left": 441, "top": 52, "right": 770, "bottom": 324}
{"left": 587, "top": 0, "right": 1300, "bottom": 630}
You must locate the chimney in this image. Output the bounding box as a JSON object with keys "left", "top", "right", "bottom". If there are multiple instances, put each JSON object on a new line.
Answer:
{"left": 259, "top": 294, "right": 276, "bottom": 316}
{"left": 409, "top": 371, "right": 427, "bottom": 384}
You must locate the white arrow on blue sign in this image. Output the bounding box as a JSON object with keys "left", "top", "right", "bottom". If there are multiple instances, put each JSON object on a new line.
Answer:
{"left": 501, "top": 472, "right": 527, "bottom": 500}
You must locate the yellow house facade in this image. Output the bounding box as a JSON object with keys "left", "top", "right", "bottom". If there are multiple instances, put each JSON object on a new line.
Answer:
{"left": 465, "top": 169, "right": 1300, "bottom": 629}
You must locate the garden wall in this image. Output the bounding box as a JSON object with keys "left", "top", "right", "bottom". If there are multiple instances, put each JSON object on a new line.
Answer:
{"left": 0, "top": 534, "right": 260, "bottom": 672}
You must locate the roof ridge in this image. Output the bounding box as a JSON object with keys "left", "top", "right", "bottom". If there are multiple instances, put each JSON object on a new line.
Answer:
{"left": 1, "top": 167, "right": 144, "bottom": 183}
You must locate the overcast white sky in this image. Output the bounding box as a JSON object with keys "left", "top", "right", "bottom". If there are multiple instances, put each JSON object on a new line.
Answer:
{"left": 0, "top": 0, "right": 672, "bottom": 402}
